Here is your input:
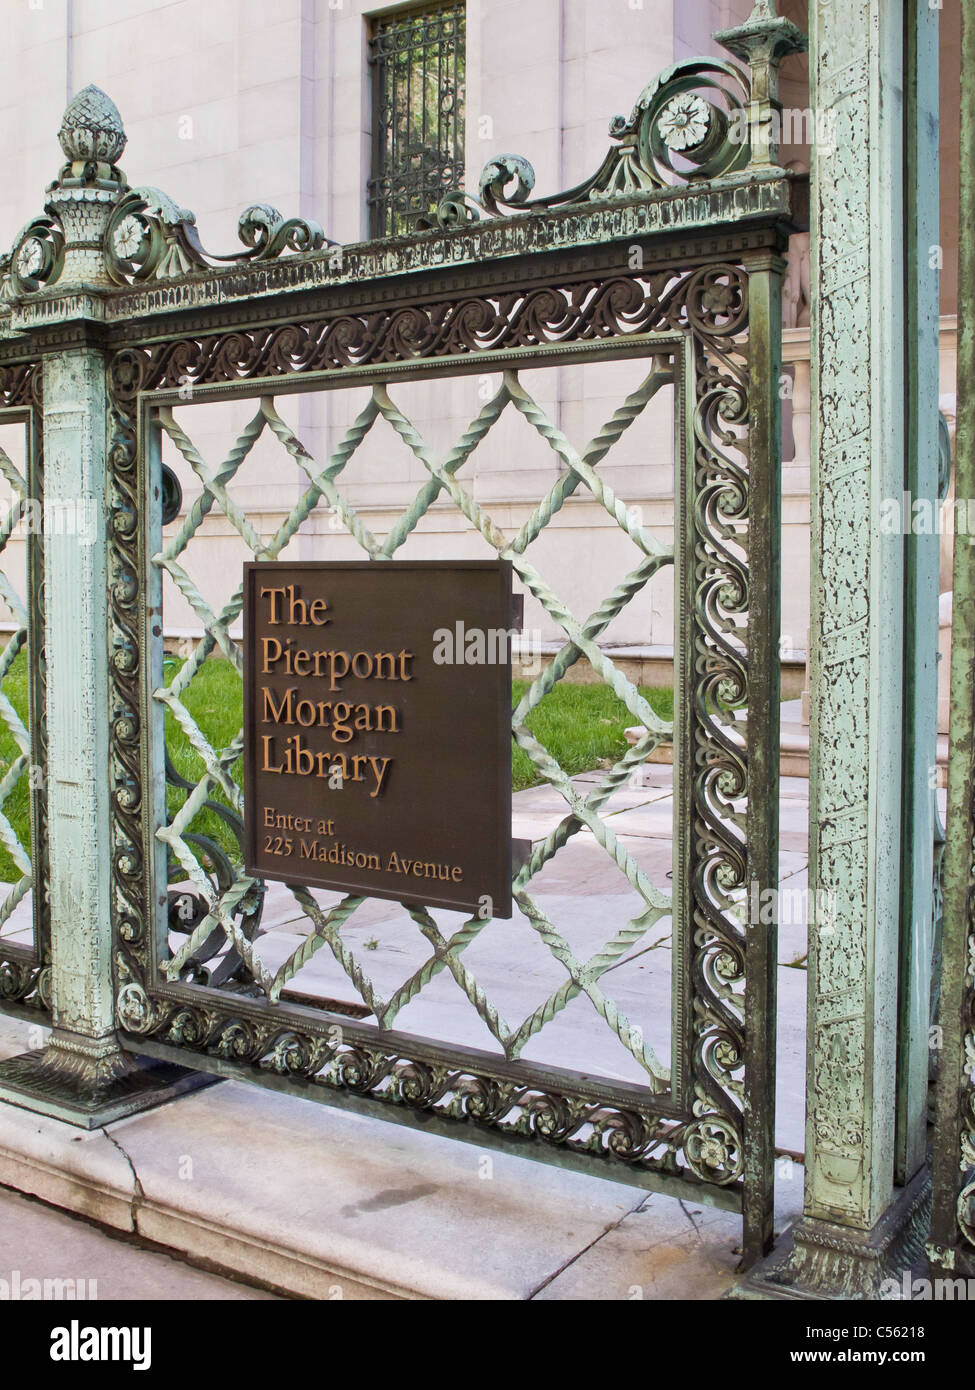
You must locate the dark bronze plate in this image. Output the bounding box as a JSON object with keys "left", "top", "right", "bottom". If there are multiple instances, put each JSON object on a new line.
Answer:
{"left": 243, "top": 560, "right": 515, "bottom": 917}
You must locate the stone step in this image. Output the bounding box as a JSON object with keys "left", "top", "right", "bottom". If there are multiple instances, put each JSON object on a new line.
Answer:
{"left": 0, "top": 1012, "right": 802, "bottom": 1301}
{"left": 626, "top": 718, "right": 950, "bottom": 786}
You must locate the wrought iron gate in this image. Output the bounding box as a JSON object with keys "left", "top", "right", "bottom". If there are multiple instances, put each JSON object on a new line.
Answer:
{"left": 0, "top": 10, "right": 805, "bottom": 1269}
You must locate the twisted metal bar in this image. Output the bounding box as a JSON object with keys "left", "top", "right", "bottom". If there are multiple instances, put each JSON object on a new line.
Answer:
{"left": 271, "top": 886, "right": 387, "bottom": 1021}
{"left": 400, "top": 903, "right": 513, "bottom": 1047}
{"left": 503, "top": 371, "right": 668, "bottom": 558}
{"left": 512, "top": 722, "right": 670, "bottom": 912}
{"left": 381, "top": 382, "right": 513, "bottom": 557}
{"left": 379, "top": 910, "right": 493, "bottom": 1028}
{"left": 508, "top": 364, "right": 673, "bottom": 556}
{"left": 262, "top": 397, "right": 384, "bottom": 558}
{"left": 163, "top": 870, "right": 272, "bottom": 993}
{"left": 262, "top": 398, "right": 386, "bottom": 558}
{"left": 0, "top": 571, "right": 28, "bottom": 634}
{"left": 506, "top": 903, "right": 667, "bottom": 1068}
{"left": 373, "top": 386, "right": 664, "bottom": 731}
{"left": 0, "top": 442, "right": 34, "bottom": 927}
{"left": 516, "top": 729, "right": 666, "bottom": 889}
{"left": 514, "top": 890, "right": 669, "bottom": 1084}
{"left": 0, "top": 866, "right": 31, "bottom": 929}
{"left": 153, "top": 687, "right": 243, "bottom": 812}
{"left": 513, "top": 559, "right": 672, "bottom": 730}
{"left": 157, "top": 405, "right": 267, "bottom": 561}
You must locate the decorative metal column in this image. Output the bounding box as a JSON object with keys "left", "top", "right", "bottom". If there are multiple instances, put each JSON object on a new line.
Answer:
{"left": 896, "top": 0, "right": 941, "bottom": 1193}
{"left": 736, "top": 0, "right": 938, "bottom": 1299}
{"left": 0, "top": 88, "right": 209, "bottom": 1125}
{"left": 928, "top": 0, "right": 975, "bottom": 1282}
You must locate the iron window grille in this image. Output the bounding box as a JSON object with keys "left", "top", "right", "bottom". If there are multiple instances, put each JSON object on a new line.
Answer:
{"left": 368, "top": 1, "right": 466, "bottom": 238}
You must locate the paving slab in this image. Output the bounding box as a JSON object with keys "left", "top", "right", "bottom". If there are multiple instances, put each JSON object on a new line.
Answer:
{"left": 0, "top": 1091, "right": 138, "bottom": 1232}
{"left": 0, "top": 1186, "right": 279, "bottom": 1301}
{"left": 110, "top": 1077, "right": 656, "bottom": 1301}
{"left": 0, "top": 997, "right": 804, "bottom": 1302}
{"left": 535, "top": 1171, "right": 804, "bottom": 1301}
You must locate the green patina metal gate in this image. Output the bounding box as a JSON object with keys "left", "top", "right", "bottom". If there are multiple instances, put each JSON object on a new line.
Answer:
{"left": 0, "top": 8, "right": 806, "bottom": 1268}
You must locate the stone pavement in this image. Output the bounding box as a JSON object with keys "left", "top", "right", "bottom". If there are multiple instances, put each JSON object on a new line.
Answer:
{"left": 0, "top": 1001, "right": 805, "bottom": 1300}
{"left": 0, "top": 1184, "right": 279, "bottom": 1301}
{"left": 0, "top": 763, "right": 839, "bottom": 1299}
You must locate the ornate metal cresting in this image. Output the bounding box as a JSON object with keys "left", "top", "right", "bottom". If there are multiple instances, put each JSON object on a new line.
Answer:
{"left": 0, "top": 13, "right": 802, "bottom": 1266}
{"left": 424, "top": 61, "right": 752, "bottom": 228}
{"left": 425, "top": 2, "right": 803, "bottom": 230}
{"left": 1, "top": 86, "right": 328, "bottom": 301}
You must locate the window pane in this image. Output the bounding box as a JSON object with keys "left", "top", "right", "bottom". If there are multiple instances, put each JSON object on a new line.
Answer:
{"left": 369, "top": 3, "right": 466, "bottom": 238}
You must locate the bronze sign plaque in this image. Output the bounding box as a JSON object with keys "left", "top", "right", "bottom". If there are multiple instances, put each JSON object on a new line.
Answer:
{"left": 243, "top": 560, "right": 515, "bottom": 917}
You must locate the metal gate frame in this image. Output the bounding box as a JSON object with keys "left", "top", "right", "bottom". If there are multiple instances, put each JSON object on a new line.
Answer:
{"left": 0, "top": 7, "right": 805, "bottom": 1269}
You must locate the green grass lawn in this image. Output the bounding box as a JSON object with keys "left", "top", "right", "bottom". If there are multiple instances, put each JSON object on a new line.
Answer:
{"left": 510, "top": 677, "right": 672, "bottom": 791}
{"left": 0, "top": 653, "right": 674, "bottom": 884}
{"left": 0, "top": 649, "right": 30, "bottom": 885}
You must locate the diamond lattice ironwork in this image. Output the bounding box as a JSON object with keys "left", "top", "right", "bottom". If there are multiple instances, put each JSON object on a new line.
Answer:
{"left": 154, "top": 364, "right": 678, "bottom": 1089}
{"left": 0, "top": 441, "right": 36, "bottom": 932}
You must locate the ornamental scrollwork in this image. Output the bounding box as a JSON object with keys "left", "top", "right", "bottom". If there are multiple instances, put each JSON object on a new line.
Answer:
{"left": 104, "top": 190, "right": 334, "bottom": 286}
{"left": 961, "top": 1104, "right": 975, "bottom": 1249}
{"left": 103, "top": 264, "right": 748, "bottom": 402}
{"left": 104, "top": 188, "right": 209, "bottom": 284}
{"left": 110, "top": 966, "right": 745, "bottom": 1184}
{"left": 234, "top": 204, "right": 331, "bottom": 261}
{"left": 423, "top": 56, "right": 753, "bottom": 229}
{"left": 424, "top": 0, "right": 805, "bottom": 232}
{"left": 5, "top": 217, "right": 65, "bottom": 298}
{"left": 106, "top": 255, "right": 753, "bottom": 1199}
{"left": 1, "top": 84, "right": 335, "bottom": 299}
{"left": 0, "top": 361, "right": 41, "bottom": 411}
{"left": 0, "top": 958, "right": 50, "bottom": 1013}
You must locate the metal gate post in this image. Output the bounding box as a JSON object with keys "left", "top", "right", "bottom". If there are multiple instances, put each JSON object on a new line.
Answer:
{"left": 0, "top": 87, "right": 208, "bottom": 1126}
{"left": 928, "top": 0, "right": 975, "bottom": 1282}
{"left": 739, "top": 251, "right": 784, "bottom": 1268}
{"left": 896, "top": 0, "right": 942, "bottom": 1192}
{"left": 713, "top": 2, "right": 801, "bottom": 1271}
{"left": 736, "top": 0, "right": 937, "bottom": 1299}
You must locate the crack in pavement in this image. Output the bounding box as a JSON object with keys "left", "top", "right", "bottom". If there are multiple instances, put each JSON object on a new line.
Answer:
{"left": 526, "top": 1192, "right": 651, "bottom": 1300}
{"left": 101, "top": 1127, "right": 145, "bottom": 1234}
